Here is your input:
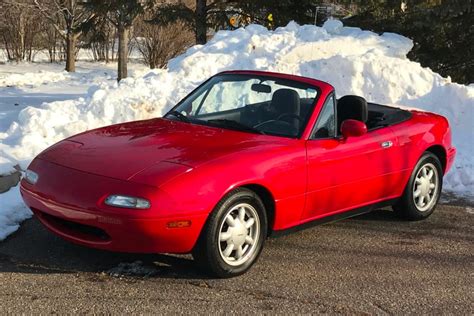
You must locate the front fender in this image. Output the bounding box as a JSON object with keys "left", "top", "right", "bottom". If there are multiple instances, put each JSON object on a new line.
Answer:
{"left": 158, "top": 142, "right": 307, "bottom": 229}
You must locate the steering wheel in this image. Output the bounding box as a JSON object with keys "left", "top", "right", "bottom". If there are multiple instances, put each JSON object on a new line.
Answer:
{"left": 253, "top": 113, "right": 303, "bottom": 129}
{"left": 277, "top": 113, "right": 303, "bottom": 122}
{"left": 253, "top": 119, "right": 284, "bottom": 129}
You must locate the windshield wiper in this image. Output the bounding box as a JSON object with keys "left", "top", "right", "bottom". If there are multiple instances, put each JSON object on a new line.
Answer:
{"left": 206, "top": 119, "right": 265, "bottom": 135}
{"left": 165, "top": 110, "right": 190, "bottom": 123}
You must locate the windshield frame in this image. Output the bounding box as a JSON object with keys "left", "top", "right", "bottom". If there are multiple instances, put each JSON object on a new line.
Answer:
{"left": 164, "top": 73, "right": 322, "bottom": 139}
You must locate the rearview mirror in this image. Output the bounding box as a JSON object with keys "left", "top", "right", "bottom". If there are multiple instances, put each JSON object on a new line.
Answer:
{"left": 340, "top": 119, "right": 367, "bottom": 139}
{"left": 251, "top": 83, "right": 271, "bottom": 93}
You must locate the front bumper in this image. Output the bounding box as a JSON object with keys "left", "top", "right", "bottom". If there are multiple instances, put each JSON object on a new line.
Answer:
{"left": 20, "top": 159, "right": 208, "bottom": 254}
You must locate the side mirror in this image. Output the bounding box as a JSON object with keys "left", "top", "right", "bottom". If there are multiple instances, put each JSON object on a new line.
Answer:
{"left": 340, "top": 119, "right": 367, "bottom": 139}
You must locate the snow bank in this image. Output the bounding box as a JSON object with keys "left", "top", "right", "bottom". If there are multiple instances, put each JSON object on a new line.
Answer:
{"left": 0, "top": 184, "right": 32, "bottom": 240}
{"left": 1, "top": 20, "right": 473, "bottom": 196}
{"left": 0, "top": 70, "right": 69, "bottom": 87}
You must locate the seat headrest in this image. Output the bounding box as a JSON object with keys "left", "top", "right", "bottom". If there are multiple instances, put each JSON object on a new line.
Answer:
{"left": 271, "top": 89, "right": 300, "bottom": 114}
{"left": 337, "top": 95, "right": 368, "bottom": 125}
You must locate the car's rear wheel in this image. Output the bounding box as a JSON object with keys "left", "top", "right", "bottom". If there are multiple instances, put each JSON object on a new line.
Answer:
{"left": 393, "top": 152, "right": 443, "bottom": 220}
{"left": 192, "top": 188, "right": 267, "bottom": 278}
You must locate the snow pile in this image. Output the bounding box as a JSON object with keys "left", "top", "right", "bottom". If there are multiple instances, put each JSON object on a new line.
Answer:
{"left": 0, "top": 155, "right": 18, "bottom": 175}
{"left": 0, "top": 184, "right": 32, "bottom": 240}
{"left": 0, "top": 70, "right": 69, "bottom": 87}
{"left": 0, "top": 20, "right": 473, "bottom": 195}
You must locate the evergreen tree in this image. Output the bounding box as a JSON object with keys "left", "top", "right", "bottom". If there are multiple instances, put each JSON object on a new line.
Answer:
{"left": 151, "top": 0, "right": 224, "bottom": 45}
{"left": 235, "top": 0, "right": 319, "bottom": 28}
{"left": 343, "top": 0, "right": 473, "bottom": 84}
{"left": 153, "top": 0, "right": 322, "bottom": 44}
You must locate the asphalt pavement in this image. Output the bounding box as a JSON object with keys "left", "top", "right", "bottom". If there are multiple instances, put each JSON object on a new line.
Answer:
{"left": 0, "top": 197, "right": 472, "bottom": 314}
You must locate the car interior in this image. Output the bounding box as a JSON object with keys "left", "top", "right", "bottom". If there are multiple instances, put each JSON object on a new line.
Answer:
{"left": 337, "top": 95, "right": 412, "bottom": 133}
{"left": 195, "top": 88, "right": 315, "bottom": 137}
{"left": 196, "top": 90, "right": 412, "bottom": 138}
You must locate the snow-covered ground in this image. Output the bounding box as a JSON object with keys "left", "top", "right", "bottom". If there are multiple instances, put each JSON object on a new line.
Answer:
{"left": 0, "top": 20, "right": 473, "bottom": 240}
{"left": 0, "top": 185, "right": 31, "bottom": 240}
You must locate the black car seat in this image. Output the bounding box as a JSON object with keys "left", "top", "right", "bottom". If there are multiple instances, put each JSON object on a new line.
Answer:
{"left": 337, "top": 95, "right": 368, "bottom": 133}
{"left": 270, "top": 89, "right": 301, "bottom": 130}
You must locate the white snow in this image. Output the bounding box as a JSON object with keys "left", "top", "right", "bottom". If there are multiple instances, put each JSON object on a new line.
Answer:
{"left": 0, "top": 20, "right": 473, "bottom": 240}
{"left": 0, "top": 184, "right": 32, "bottom": 240}
{"left": 0, "top": 70, "right": 69, "bottom": 87}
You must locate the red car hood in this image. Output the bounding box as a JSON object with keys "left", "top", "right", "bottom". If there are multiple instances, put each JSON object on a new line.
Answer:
{"left": 38, "top": 118, "right": 280, "bottom": 182}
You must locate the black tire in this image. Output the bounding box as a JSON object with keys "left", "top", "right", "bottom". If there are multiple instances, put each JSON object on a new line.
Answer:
{"left": 192, "top": 188, "right": 267, "bottom": 278}
{"left": 393, "top": 152, "right": 443, "bottom": 220}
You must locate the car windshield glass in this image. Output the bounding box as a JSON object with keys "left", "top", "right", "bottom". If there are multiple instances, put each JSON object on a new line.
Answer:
{"left": 164, "top": 74, "right": 319, "bottom": 138}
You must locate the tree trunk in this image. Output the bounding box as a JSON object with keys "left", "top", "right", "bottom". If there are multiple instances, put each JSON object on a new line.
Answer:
{"left": 105, "top": 39, "right": 109, "bottom": 64}
{"left": 3, "top": 35, "right": 12, "bottom": 60}
{"left": 65, "top": 34, "right": 76, "bottom": 72}
{"left": 117, "top": 25, "right": 129, "bottom": 81}
{"left": 195, "top": 0, "right": 207, "bottom": 45}
{"left": 111, "top": 29, "right": 116, "bottom": 62}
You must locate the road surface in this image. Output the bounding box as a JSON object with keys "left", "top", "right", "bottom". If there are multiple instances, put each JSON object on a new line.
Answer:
{"left": 0, "top": 199, "right": 472, "bottom": 314}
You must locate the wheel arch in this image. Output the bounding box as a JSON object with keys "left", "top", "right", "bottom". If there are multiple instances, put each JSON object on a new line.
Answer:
{"left": 240, "top": 184, "right": 276, "bottom": 236}
{"left": 425, "top": 145, "right": 447, "bottom": 174}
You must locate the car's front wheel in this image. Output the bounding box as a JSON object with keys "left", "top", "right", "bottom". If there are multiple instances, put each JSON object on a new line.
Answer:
{"left": 393, "top": 152, "right": 443, "bottom": 220}
{"left": 192, "top": 188, "right": 267, "bottom": 278}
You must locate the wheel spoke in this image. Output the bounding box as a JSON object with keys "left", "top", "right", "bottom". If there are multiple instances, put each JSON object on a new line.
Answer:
{"left": 235, "top": 245, "right": 244, "bottom": 259}
{"left": 414, "top": 189, "right": 421, "bottom": 197}
{"left": 223, "top": 243, "right": 234, "bottom": 257}
{"left": 419, "top": 195, "right": 425, "bottom": 206}
{"left": 427, "top": 169, "right": 434, "bottom": 180}
{"left": 245, "top": 236, "right": 254, "bottom": 245}
{"left": 238, "top": 207, "right": 245, "bottom": 222}
{"left": 415, "top": 178, "right": 422, "bottom": 184}
{"left": 425, "top": 194, "right": 432, "bottom": 203}
{"left": 422, "top": 167, "right": 428, "bottom": 177}
{"left": 225, "top": 215, "right": 236, "bottom": 227}
{"left": 429, "top": 183, "right": 436, "bottom": 189}
{"left": 245, "top": 218, "right": 255, "bottom": 229}
{"left": 220, "top": 231, "right": 231, "bottom": 241}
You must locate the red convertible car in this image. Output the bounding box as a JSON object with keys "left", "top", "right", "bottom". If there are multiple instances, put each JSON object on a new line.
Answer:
{"left": 20, "top": 71, "right": 456, "bottom": 277}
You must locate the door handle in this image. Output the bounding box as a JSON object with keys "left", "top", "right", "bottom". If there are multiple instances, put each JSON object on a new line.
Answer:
{"left": 381, "top": 141, "right": 393, "bottom": 148}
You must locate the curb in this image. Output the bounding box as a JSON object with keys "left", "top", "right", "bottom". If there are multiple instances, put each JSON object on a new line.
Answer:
{"left": 0, "top": 171, "right": 21, "bottom": 193}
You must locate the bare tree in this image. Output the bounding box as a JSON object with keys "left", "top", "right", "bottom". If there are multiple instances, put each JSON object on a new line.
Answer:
{"left": 33, "top": 0, "right": 92, "bottom": 72}
{"left": 134, "top": 18, "right": 193, "bottom": 69}
{"left": 81, "top": 12, "right": 120, "bottom": 63}
{"left": 84, "top": 0, "right": 152, "bottom": 81}
{"left": 84, "top": 18, "right": 117, "bottom": 63}
{"left": 0, "top": 0, "right": 39, "bottom": 62}
{"left": 37, "top": 10, "right": 63, "bottom": 62}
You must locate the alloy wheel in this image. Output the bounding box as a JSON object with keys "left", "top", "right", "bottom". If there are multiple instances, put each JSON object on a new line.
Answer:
{"left": 218, "top": 203, "right": 260, "bottom": 266}
{"left": 412, "top": 162, "right": 439, "bottom": 212}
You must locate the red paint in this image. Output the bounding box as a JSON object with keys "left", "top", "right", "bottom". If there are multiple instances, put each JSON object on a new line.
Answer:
{"left": 340, "top": 119, "right": 368, "bottom": 138}
{"left": 20, "top": 70, "right": 456, "bottom": 254}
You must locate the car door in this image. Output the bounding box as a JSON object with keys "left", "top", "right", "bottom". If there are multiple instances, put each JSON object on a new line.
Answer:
{"left": 302, "top": 94, "right": 399, "bottom": 221}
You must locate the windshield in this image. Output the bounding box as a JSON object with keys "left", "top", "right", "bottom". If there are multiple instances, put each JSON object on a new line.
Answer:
{"left": 165, "top": 74, "right": 319, "bottom": 138}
